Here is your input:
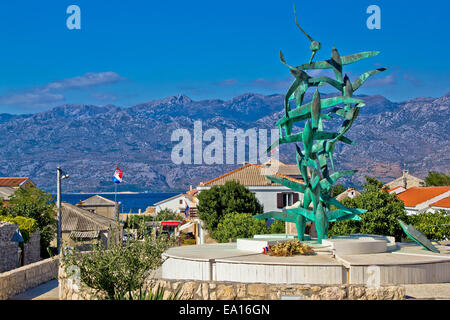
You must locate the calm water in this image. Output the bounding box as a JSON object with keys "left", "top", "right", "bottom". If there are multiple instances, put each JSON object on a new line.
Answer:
{"left": 59, "top": 192, "right": 179, "bottom": 213}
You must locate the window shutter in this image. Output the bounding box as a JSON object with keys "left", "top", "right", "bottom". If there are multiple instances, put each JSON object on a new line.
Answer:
{"left": 293, "top": 193, "right": 299, "bottom": 203}
{"left": 277, "top": 193, "right": 283, "bottom": 208}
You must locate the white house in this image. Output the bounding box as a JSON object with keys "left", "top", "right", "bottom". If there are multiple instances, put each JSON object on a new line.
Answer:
{"left": 395, "top": 186, "right": 450, "bottom": 215}
{"left": 153, "top": 188, "right": 198, "bottom": 218}
{"left": 196, "top": 160, "right": 304, "bottom": 213}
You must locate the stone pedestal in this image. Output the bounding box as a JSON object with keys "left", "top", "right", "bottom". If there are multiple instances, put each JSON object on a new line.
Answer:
{"left": 0, "top": 222, "right": 19, "bottom": 273}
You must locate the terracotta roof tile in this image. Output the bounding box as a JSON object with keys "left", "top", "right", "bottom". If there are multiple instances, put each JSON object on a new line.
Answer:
{"left": 431, "top": 196, "right": 450, "bottom": 208}
{"left": 396, "top": 186, "right": 450, "bottom": 207}
{"left": 200, "top": 163, "right": 304, "bottom": 187}
{"left": 61, "top": 202, "right": 119, "bottom": 232}
{"left": 0, "top": 177, "right": 30, "bottom": 187}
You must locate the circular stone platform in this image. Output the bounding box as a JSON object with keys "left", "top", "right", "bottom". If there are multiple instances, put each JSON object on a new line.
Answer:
{"left": 162, "top": 239, "right": 450, "bottom": 285}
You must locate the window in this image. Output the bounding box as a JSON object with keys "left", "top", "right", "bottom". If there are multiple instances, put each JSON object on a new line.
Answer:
{"left": 277, "top": 192, "right": 299, "bottom": 208}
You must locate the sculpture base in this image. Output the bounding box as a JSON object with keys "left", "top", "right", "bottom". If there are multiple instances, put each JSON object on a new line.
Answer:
{"left": 162, "top": 241, "right": 450, "bottom": 285}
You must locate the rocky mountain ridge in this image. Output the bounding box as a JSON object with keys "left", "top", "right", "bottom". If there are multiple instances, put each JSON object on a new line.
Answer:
{"left": 0, "top": 92, "right": 448, "bottom": 193}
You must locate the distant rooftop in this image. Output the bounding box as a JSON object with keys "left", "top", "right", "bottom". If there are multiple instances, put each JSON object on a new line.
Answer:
{"left": 0, "top": 177, "right": 33, "bottom": 188}
{"left": 61, "top": 202, "right": 118, "bottom": 232}
{"left": 199, "top": 160, "right": 303, "bottom": 187}
{"left": 396, "top": 186, "right": 450, "bottom": 207}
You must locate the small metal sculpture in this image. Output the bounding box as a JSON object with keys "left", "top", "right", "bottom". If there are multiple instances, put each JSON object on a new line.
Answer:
{"left": 255, "top": 7, "right": 387, "bottom": 244}
{"left": 398, "top": 220, "right": 440, "bottom": 253}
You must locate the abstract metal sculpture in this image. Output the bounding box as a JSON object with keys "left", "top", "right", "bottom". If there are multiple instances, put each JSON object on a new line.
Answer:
{"left": 255, "top": 7, "right": 387, "bottom": 244}
{"left": 398, "top": 220, "right": 440, "bottom": 253}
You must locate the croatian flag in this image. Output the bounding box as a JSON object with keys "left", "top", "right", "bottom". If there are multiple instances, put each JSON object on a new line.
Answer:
{"left": 113, "top": 166, "right": 123, "bottom": 184}
{"left": 184, "top": 199, "right": 190, "bottom": 217}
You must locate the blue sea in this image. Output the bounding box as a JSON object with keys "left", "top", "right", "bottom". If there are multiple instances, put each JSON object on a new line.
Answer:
{"left": 59, "top": 192, "right": 179, "bottom": 214}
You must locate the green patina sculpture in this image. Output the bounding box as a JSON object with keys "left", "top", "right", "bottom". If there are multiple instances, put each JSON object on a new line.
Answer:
{"left": 255, "top": 7, "right": 387, "bottom": 244}
{"left": 398, "top": 220, "right": 440, "bottom": 253}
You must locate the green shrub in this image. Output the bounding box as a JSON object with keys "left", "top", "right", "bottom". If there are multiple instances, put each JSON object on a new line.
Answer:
{"left": 268, "top": 219, "right": 286, "bottom": 233}
{"left": 408, "top": 210, "right": 450, "bottom": 241}
{"left": 0, "top": 215, "right": 38, "bottom": 243}
{"left": 424, "top": 171, "right": 450, "bottom": 186}
{"left": 328, "top": 176, "right": 407, "bottom": 241}
{"left": 212, "top": 212, "right": 270, "bottom": 243}
{"left": 156, "top": 208, "right": 183, "bottom": 221}
{"left": 182, "top": 238, "right": 196, "bottom": 245}
{"left": 60, "top": 226, "right": 175, "bottom": 300}
{"left": 3, "top": 185, "right": 56, "bottom": 257}
{"left": 198, "top": 181, "right": 263, "bottom": 232}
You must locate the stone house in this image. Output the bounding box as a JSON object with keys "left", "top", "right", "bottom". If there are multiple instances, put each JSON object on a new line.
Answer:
{"left": 335, "top": 188, "right": 361, "bottom": 202}
{"left": 76, "top": 194, "right": 116, "bottom": 220}
{"left": 385, "top": 170, "right": 424, "bottom": 190}
{"left": 153, "top": 187, "right": 198, "bottom": 218}
{"left": 60, "top": 202, "right": 120, "bottom": 250}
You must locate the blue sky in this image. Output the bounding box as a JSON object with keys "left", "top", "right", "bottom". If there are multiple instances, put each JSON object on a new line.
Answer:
{"left": 0, "top": 0, "right": 449, "bottom": 114}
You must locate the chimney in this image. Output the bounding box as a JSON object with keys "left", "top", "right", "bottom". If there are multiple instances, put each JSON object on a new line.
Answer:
{"left": 402, "top": 169, "right": 408, "bottom": 189}
{"left": 189, "top": 185, "right": 192, "bottom": 191}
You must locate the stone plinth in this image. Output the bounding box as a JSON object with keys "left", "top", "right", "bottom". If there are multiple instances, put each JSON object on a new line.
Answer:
{"left": 24, "top": 231, "right": 41, "bottom": 265}
{"left": 0, "top": 222, "right": 19, "bottom": 273}
{"left": 236, "top": 238, "right": 278, "bottom": 253}
{"left": 322, "top": 238, "right": 387, "bottom": 255}
{"left": 162, "top": 241, "right": 450, "bottom": 286}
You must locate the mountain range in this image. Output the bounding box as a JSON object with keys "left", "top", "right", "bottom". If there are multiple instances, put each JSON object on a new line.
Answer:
{"left": 0, "top": 92, "right": 448, "bottom": 193}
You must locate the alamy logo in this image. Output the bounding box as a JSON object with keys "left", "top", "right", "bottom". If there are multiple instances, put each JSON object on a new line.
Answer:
{"left": 66, "top": 5, "right": 81, "bottom": 30}
{"left": 366, "top": 5, "right": 381, "bottom": 30}
{"left": 171, "top": 121, "right": 280, "bottom": 168}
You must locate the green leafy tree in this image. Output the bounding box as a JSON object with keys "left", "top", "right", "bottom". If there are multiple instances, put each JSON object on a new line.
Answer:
{"left": 212, "top": 212, "right": 270, "bottom": 243}
{"left": 328, "top": 176, "right": 407, "bottom": 241}
{"left": 268, "top": 219, "right": 286, "bottom": 233}
{"left": 4, "top": 185, "right": 56, "bottom": 257}
{"left": 408, "top": 210, "right": 450, "bottom": 241}
{"left": 156, "top": 208, "right": 183, "bottom": 221}
{"left": 197, "top": 181, "right": 263, "bottom": 232}
{"left": 424, "top": 171, "right": 450, "bottom": 186}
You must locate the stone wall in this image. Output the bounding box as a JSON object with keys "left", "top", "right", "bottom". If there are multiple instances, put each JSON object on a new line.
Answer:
{"left": 59, "top": 273, "right": 405, "bottom": 300}
{"left": 0, "top": 222, "right": 19, "bottom": 273}
{"left": 23, "top": 231, "right": 41, "bottom": 265}
{"left": 0, "top": 257, "right": 59, "bottom": 300}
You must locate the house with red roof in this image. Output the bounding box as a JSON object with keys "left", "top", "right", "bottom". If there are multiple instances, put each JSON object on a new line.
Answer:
{"left": 197, "top": 159, "right": 305, "bottom": 213}
{"left": 395, "top": 186, "right": 450, "bottom": 215}
{"left": 0, "top": 177, "right": 35, "bottom": 204}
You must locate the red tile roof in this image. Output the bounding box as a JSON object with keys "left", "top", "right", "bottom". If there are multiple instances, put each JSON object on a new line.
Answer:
{"left": 200, "top": 163, "right": 304, "bottom": 187}
{"left": 0, "top": 177, "right": 30, "bottom": 187}
{"left": 431, "top": 196, "right": 450, "bottom": 208}
{"left": 396, "top": 186, "right": 450, "bottom": 207}
{"left": 388, "top": 186, "right": 403, "bottom": 192}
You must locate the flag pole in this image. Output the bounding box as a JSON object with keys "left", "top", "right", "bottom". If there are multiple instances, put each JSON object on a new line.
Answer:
{"left": 114, "top": 182, "right": 118, "bottom": 222}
